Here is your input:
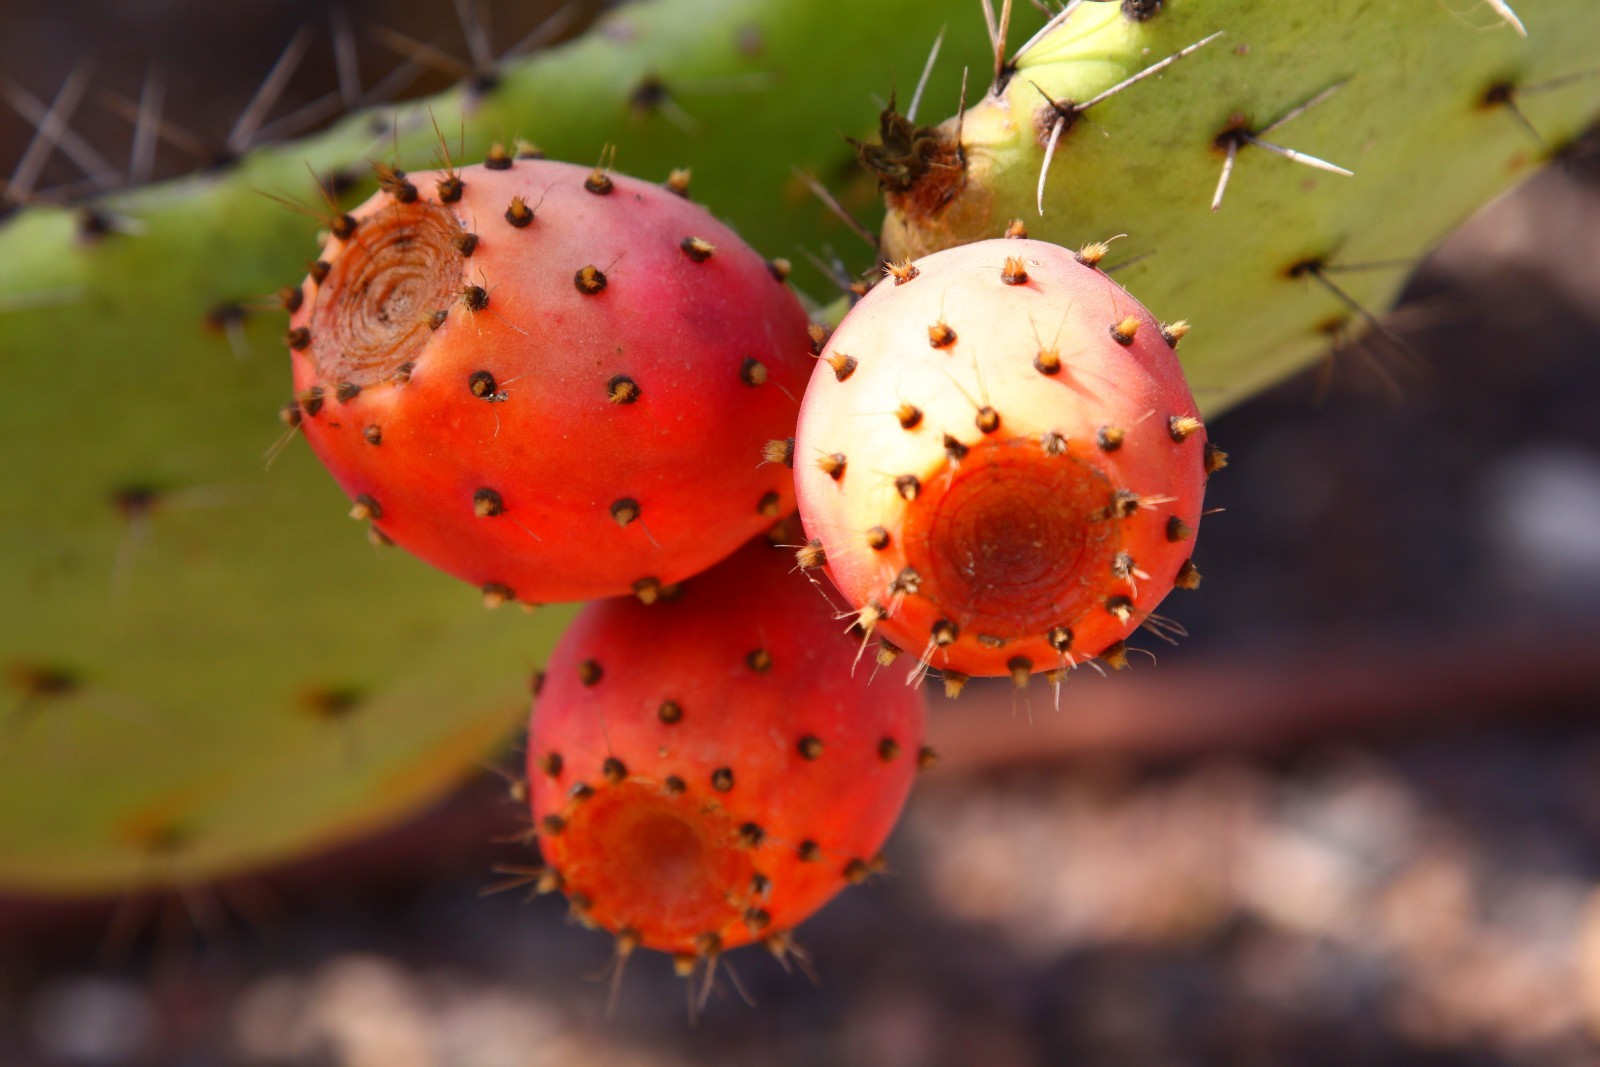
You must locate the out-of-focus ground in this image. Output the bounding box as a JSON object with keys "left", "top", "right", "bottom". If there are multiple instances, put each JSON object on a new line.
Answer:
{"left": 5, "top": 3, "right": 1600, "bottom": 1064}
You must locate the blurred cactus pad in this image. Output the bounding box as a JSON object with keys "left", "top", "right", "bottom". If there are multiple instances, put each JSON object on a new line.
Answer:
{"left": 2, "top": 0, "right": 1597, "bottom": 896}
{"left": 0, "top": 0, "right": 997, "bottom": 895}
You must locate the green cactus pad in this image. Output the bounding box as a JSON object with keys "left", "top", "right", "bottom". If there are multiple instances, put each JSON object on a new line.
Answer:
{"left": 875, "top": 0, "right": 1600, "bottom": 412}
{"left": 0, "top": 0, "right": 991, "bottom": 896}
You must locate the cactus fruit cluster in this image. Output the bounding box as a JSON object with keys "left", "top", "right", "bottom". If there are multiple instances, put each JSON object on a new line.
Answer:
{"left": 4, "top": 0, "right": 1600, "bottom": 982}
{"left": 279, "top": 142, "right": 1202, "bottom": 964}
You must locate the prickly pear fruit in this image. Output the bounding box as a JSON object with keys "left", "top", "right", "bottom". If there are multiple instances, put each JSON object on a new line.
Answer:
{"left": 793, "top": 236, "right": 1212, "bottom": 687}
{"left": 287, "top": 158, "right": 813, "bottom": 605}
{"left": 524, "top": 536, "right": 925, "bottom": 964}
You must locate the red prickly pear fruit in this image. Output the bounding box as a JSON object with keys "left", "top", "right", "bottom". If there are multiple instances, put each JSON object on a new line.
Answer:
{"left": 525, "top": 536, "right": 925, "bottom": 960}
{"left": 286, "top": 159, "right": 813, "bottom": 604}
{"left": 793, "top": 238, "right": 1213, "bottom": 683}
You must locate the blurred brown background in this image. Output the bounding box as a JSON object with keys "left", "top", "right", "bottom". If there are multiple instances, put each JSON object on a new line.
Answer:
{"left": 4, "top": 2, "right": 1600, "bottom": 1065}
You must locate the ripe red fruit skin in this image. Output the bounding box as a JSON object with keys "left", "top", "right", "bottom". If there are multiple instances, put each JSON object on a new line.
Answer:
{"left": 287, "top": 160, "right": 812, "bottom": 604}
{"left": 526, "top": 536, "right": 926, "bottom": 957}
{"left": 793, "top": 238, "right": 1208, "bottom": 680}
